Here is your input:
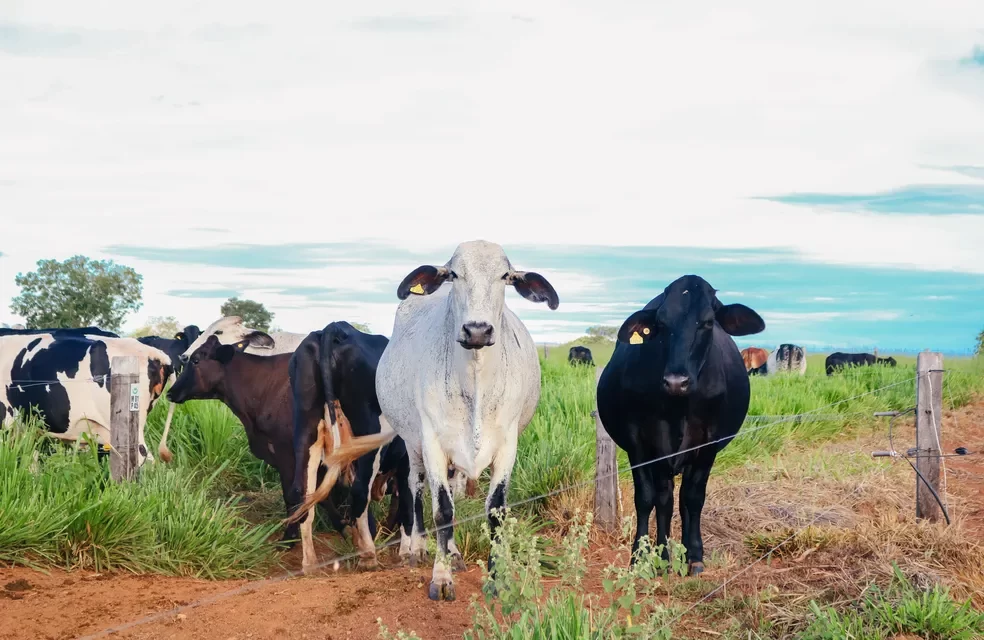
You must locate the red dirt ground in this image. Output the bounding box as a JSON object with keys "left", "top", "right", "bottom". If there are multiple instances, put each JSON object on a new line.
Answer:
{"left": 2, "top": 398, "right": 982, "bottom": 640}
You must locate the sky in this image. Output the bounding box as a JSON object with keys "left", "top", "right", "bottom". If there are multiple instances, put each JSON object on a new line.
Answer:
{"left": 1, "top": 1, "right": 983, "bottom": 352}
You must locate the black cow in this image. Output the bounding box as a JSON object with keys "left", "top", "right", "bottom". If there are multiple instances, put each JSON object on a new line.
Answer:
{"left": 596, "top": 275, "right": 765, "bottom": 575}
{"left": 568, "top": 345, "right": 595, "bottom": 367}
{"left": 286, "top": 321, "right": 412, "bottom": 573}
{"left": 137, "top": 325, "right": 202, "bottom": 374}
{"left": 825, "top": 352, "right": 897, "bottom": 376}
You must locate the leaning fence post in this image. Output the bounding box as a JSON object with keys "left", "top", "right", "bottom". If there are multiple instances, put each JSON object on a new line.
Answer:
{"left": 915, "top": 351, "right": 944, "bottom": 523}
{"left": 593, "top": 366, "right": 621, "bottom": 532}
{"left": 110, "top": 356, "right": 141, "bottom": 482}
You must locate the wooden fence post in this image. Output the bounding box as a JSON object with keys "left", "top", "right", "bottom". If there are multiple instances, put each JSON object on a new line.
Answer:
{"left": 593, "top": 366, "right": 621, "bottom": 531}
{"left": 915, "top": 352, "right": 944, "bottom": 523}
{"left": 110, "top": 356, "right": 141, "bottom": 482}
{"left": 544, "top": 343, "right": 549, "bottom": 359}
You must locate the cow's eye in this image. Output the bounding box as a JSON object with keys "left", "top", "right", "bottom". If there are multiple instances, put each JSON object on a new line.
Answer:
{"left": 191, "top": 356, "right": 199, "bottom": 365}
{"left": 501, "top": 272, "right": 510, "bottom": 280}
{"left": 449, "top": 270, "right": 459, "bottom": 281}
{"left": 702, "top": 320, "right": 714, "bottom": 329}
{"left": 214, "top": 330, "right": 223, "bottom": 336}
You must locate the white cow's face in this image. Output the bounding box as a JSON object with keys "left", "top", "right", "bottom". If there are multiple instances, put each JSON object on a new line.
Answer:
{"left": 179, "top": 316, "right": 274, "bottom": 363}
{"left": 396, "top": 240, "right": 559, "bottom": 350}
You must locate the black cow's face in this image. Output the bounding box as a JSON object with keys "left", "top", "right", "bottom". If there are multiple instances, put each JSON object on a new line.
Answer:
{"left": 167, "top": 335, "right": 246, "bottom": 403}
{"left": 616, "top": 275, "right": 764, "bottom": 396}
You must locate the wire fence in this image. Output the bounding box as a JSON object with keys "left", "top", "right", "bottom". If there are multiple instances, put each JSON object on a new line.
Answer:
{"left": 69, "top": 371, "right": 964, "bottom": 639}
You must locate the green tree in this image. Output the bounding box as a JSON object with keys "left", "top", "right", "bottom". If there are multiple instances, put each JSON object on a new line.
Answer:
{"left": 585, "top": 325, "right": 617, "bottom": 340}
{"left": 220, "top": 297, "right": 274, "bottom": 332}
{"left": 350, "top": 322, "right": 371, "bottom": 333}
{"left": 131, "top": 315, "right": 181, "bottom": 338}
{"left": 11, "top": 255, "right": 143, "bottom": 332}
{"left": 976, "top": 327, "right": 983, "bottom": 356}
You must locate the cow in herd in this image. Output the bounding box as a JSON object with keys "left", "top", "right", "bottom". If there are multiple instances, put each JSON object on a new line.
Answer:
{"left": 8, "top": 238, "right": 906, "bottom": 604}
{"left": 568, "top": 345, "right": 594, "bottom": 366}
{"left": 825, "top": 352, "right": 897, "bottom": 375}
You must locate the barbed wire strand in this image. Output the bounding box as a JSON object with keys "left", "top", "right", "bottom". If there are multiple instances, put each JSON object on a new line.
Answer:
{"left": 3, "top": 375, "right": 110, "bottom": 390}
{"left": 77, "top": 376, "right": 915, "bottom": 639}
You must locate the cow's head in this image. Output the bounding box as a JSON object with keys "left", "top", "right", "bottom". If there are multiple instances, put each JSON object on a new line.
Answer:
{"left": 616, "top": 275, "right": 764, "bottom": 397}
{"left": 174, "top": 325, "right": 202, "bottom": 350}
{"left": 179, "top": 316, "right": 273, "bottom": 364}
{"left": 396, "top": 240, "right": 559, "bottom": 350}
{"left": 169, "top": 335, "right": 247, "bottom": 403}
{"left": 878, "top": 356, "right": 897, "bottom": 367}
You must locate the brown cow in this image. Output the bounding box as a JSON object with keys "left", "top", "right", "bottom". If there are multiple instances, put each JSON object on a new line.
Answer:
{"left": 741, "top": 347, "right": 769, "bottom": 375}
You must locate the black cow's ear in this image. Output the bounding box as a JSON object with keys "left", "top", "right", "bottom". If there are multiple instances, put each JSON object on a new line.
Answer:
{"left": 397, "top": 265, "right": 449, "bottom": 299}
{"left": 617, "top": 309, "right": 658, "bottom": 345}
{"left": 715, "top": 304, "right": 765, "bottom": 336}
{"left": 508, "top": 271, "right": 559, "bottom": 310}
{"left": 244, "top": 331, "right": 275, "bottom": 348}
{"left": 215, "top": 344, "right": 236, "bottom": 364}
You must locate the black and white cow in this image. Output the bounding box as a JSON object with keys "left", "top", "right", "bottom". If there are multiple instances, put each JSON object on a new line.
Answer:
{"left": 766, "top": 344, "right": 807, "bottom": 376}
{"left": 568, "top": 345, "right": 595, "bottom": 367}
{"left": 1, "top": 331, "right": 173, "bottom": 467}
{"left": 136, "top": 325, "right": 201, "bottom": 375}
{"left": 596, "top": 275, "right": 765, "bottom": 575}
{"left": 285, "top": 321, "right": 411, "bottom": 573}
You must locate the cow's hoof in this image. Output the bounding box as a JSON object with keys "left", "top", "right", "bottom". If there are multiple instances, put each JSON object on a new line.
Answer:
{"left": 404, "top": 550, "right": 427, "bottom": 568}
{"left": 689, "top": 561, "right": 705, "bottom": 576}
{"left": 449, "top": 553, "right": 466, "bottom": 573}
{"left": 428, "top": 580, "right": 456, "bottom": 601}
{"left": 358, "top": 556, "right": 380, "bottom": 571}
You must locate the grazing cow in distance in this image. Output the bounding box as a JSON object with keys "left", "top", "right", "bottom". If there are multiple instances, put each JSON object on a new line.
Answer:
{"left": 179, "top": 316, "right": 307, "bottom": 364}
{"left": 166, "top": 335, "right": 365, "bottom": 545}
{"left": 825, "top": 352, "right": 897, "bottom": 376}
{"left": 597, "top": 275, "right": 765, "bottom": 575}
{"left": 568, "top": 345, "right": 595, "bottom": 367}
{"left": 136, "top": 325, "right": 201, "bottom": 374}
{"left": 766, "top": 344, "right": 807, "bottom": 376}
{"left": 285, "top": 322, "right": 411, "bottom": 572}
{"left": 740, "top": 347, "right": 769, "bottom": 375}
{"left": 0, "top": 332, "right": 172, "bottom": 467}
{"left": 371, "top": 239, "right": 559, "bottom": 601}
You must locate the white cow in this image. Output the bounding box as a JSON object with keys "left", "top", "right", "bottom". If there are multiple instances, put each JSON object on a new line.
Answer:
{"left": 376, "top": 240, "right": 559, "bottom": 601}
{"left": 0, "top": 332, "right": 172, "bottom": 467}
{"left": 179, "top": 316, "right": 306, "bottom": 363}
{"left": 766, "top": 343, "right": 808, "bottom": 376}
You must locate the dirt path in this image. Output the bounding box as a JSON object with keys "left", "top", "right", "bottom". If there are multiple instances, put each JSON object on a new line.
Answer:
{"left": 2, "top": 398, "right": 982, "bottom": 640}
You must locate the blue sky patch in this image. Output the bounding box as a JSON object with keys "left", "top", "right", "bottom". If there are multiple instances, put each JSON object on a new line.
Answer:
{"left": 757, "top": 184, "right": 984, "bottom": 215}
{"left": 960, "top": 46, "right": 984, "bottom": 67}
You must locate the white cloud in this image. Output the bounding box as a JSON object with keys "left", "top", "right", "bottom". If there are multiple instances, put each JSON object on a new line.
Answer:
{"left": 2, "top": 0, "right": 984, "bottom": 334}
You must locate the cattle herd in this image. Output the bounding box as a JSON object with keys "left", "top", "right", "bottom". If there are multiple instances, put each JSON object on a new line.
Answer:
{"left": 0, "top": 239, "right": 901, "bottom": 601}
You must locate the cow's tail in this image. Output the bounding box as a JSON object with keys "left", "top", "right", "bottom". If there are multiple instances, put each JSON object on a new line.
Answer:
{"left": 158, "top": 372, "right": 177, "bottom": 463}
{"left": 284, "top": 431, "right": 397, "bottom": 525}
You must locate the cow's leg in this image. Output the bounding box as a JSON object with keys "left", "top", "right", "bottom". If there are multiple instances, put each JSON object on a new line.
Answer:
{"left": 279, "top": 471, "right": 300, "bottom": 546}
{"left": 679, "top": 459, "right": 714, "bottom": 576}
{"left": 402, "top": 446, "right": 428, "bottom": 566}
{"left": 484, "top": 426, "right": 519, "bottom": 594}
{"left": 444, "top": 468, "right": 465, "bottom": 569}
{"left": 297, "top": 423, "right": 327, "bottom": 574}
{"left": 350, "top": 450, "right": 381, "bottom": 570}
{"left": 628, "top": 451, "right": 656, "bottom": 564}
{"left": 653, "top": 469, "right": 675, "bottom": 566}
{"left": 422, "top": 435, "right": 456, "bottom": 601}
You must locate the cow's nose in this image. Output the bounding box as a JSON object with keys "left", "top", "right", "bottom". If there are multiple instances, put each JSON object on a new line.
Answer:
{"left": 662, "top": 374, "right": 691, "bottom": 396}
{"left": 458, "top": 322, "right": 495, "bottom": 349}
{"left": 179, "top": 354, "right": 189, "bottom": 364}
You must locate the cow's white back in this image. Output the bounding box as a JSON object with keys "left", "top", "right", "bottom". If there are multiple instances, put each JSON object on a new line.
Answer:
{"left": 182, "top": 316, "right": 306, "bottom": 360}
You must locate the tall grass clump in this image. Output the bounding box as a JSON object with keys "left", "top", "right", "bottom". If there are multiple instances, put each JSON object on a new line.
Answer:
{"left": 0, "top": 412, "right": 278, "bottom": 577}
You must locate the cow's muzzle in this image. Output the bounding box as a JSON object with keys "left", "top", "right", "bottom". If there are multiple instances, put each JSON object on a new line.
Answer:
{"left": 458, "top": 322, "right": 495, "bottom": 350}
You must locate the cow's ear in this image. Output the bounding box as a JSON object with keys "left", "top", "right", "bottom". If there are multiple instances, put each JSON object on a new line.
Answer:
{"left": 715, "top": 304, "right": 765, "bottom": 336}
{"left": 174, "top": 332, "right": 185, "bottom": 341}
{"left": 215, "top": 344, "right": 236, "bottom": 364}
{"left": 243, "top": 330, "right": 275, "bottom": 348}
{"left": 507, "top": 271, "right": 559, "bottom": 310}
{"left": 397, "top": 265, "right": 449, "bottom": 299}
{"left": 617, "top": 310, "right": 658, "bottom": 345}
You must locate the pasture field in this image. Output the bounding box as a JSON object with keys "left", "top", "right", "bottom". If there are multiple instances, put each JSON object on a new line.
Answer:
{"left": 1, "top": 342, "right": 983, "bottom": 639}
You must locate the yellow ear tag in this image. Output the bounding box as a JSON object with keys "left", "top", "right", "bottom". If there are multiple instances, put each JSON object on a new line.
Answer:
{"left": 642, "top": 327, "right": 650, "bottom": 335}
{"left": 409, "top": 283, "right": 425, "bottom": 295}
{"left": 237, "top": 342, "right": 246, "bottom": 349}
{"left": 101, "top": 443, "right": 113, "bottom": 452}
{"left": 629, "top": 331, "right": 644, "bottom": 345}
